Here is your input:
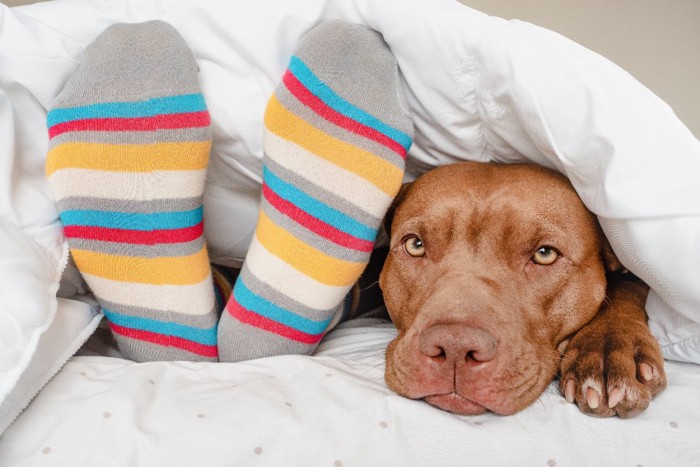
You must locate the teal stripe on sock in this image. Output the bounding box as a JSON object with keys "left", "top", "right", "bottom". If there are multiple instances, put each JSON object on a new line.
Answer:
{"left": 234, "top": 278, "right": 332, "bottom": 335}
{"left": 263, "top": 166, "right": 376, "bottom": 242}
{"left": 288, "top": 56, "right": 412, "bottom": 151}
{"left": 60, "top": 206, "right": 203, "bottom": 231}
{"left": 47, "top": 93, "right": 207, "bottom": 126}
{"left": 103, "top": 308, "right": 217, "bottom": 346}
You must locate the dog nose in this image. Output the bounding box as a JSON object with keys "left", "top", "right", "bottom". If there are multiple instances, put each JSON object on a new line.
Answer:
{"left": 419, "top": 323, "right": 497, "bottom": 364}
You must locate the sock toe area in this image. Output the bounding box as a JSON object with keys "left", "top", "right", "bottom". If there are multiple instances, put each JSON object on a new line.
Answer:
{"left": 54, "top": 20, "right": 201, "bottom": 107}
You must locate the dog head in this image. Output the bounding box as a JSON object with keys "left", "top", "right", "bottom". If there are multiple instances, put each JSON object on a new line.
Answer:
{"left": 379, "top": 162, "right": 621, "bottom": 415}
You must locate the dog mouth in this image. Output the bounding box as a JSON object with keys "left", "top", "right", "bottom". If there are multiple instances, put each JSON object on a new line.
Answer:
{"left": 423, "top": 393, "right": 488, "bottom": 415}
{"left": 419, "top": 366, "right": 549, "bottom": 416}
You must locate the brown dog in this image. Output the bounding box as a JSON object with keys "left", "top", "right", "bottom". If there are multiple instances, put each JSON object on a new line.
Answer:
{"left": 379, "top": 161, "right": 666, "bottom": 417}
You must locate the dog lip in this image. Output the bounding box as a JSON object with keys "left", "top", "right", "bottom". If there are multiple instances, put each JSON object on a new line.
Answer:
{"left": 423, "top": 392, "right": 488, "bottom": 415}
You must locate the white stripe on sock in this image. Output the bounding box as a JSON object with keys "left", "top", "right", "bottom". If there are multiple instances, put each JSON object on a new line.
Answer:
{"left": 264, "top": 129, "right": 393, "bottom": 215}
{"left": 83, "top": 272, "right": 215, "bottom": 315}
{"left": 48, "top": 168, "right": 207, "bottom": 201}
{"left": 245, "top": 236, "right": 349, "bottom": 311}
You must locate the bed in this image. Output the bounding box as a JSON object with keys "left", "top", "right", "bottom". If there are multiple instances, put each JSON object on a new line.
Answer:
{"left": 1, "top": 0, "right": 699, "bottom": 465}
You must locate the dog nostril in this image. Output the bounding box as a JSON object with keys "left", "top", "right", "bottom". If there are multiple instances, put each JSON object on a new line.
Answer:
{"left": 466, "top": 348, "right": 493, "bottom": 363}
{"left": 468, "top": 336, "right": 497, "bottom": 363}
{"left": 425, "top": 346, "right": 447, "bottom": 361}
{"left": 436, "top": 348, "right": 446, "bottom": 361}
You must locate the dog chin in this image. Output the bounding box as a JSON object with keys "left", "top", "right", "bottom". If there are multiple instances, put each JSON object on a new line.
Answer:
{"left": 423, "top": 393, "right": 489, "bottom": 415}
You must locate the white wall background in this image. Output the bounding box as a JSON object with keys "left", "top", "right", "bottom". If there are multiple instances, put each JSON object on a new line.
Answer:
{"left": 460, "top": 0, "right": 700, "bottom": 139}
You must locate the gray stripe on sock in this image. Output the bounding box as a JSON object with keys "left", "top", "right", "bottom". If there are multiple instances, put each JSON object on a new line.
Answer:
{"left": 264, "top": 156, "right": 382, "bottom": 228}
{"left": 260, "top": 198, "right": 369, "bottom": 264}
{"left": 114, "top": 336, "right": 218, "bottom": 362}
{"left": 57, "top": 196, "right": 202, "bottom": 214}
{"left": 216, "top": 318, "right": 314, "bottom": 363}
{"left": 274, "top": 83, "right": 405, "bottom": 170}
{"left": 49, "top": 127, "right": 211, "bottom": 147}
{"left": 68, "top": 236, "right": 204, "bottom": 258}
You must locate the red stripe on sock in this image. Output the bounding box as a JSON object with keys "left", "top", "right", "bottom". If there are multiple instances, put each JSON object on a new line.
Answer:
{"left": 109, "top": 322, "right": 218, "bottom": 358}
{"left": 227, "top": 299, "right": 324, "bottom": 345}
{"left": 262, "top": 184, "right": 374, "bottom": 253}
{"left": 64, "top": 223, "right": 204, "bottom": 245}
{"left": 282, "top": 70, "right": 407, "bottom": 159}
{"left": 48, "top": 111, "right": 210, "bottom": 138}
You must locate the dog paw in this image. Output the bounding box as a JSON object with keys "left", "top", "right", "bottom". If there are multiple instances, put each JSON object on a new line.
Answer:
{"left": 559, "top": 327, "right": 667, "bottom": 418}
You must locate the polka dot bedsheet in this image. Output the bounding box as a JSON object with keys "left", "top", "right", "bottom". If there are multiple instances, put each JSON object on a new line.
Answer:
{"left": 1, "top": 322, "right": 700, "bottom": 466}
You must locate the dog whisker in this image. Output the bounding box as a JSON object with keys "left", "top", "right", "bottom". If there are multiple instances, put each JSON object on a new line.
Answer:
{"left": 359, "top": 280, "right": 380, "bottom": 292}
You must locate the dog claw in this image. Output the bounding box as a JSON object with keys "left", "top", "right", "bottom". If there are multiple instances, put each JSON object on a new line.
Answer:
{"left": 586, "top": 387, "right": 600, "bottom": 409}
{"left": 608, "top": 387, "right": 624, "bottom": 408}
{"left": 564, "top": 380, "right": 575, "bottom": 403}
{"left": 639, "top": 362, "right": 654, "bottom": 382}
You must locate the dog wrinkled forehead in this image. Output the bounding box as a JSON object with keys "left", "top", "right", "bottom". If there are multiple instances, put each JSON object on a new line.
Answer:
{"left": 394, "top": 162, "right": 593, "bottom": 226}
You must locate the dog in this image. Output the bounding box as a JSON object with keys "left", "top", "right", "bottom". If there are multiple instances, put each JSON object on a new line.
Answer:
{"left": 379, "top": 161, "right": 666, "bottom": 417}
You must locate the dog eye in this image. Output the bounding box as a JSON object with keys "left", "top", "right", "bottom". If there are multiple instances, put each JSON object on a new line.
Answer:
{"left": 532, "top": 246, "right": 559, "bottom": 265}
{"left": 403, "top": 235, "right": 426, "bottom": 257}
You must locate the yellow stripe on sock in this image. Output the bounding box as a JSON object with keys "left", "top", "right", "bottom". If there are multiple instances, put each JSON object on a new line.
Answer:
{"left": 255, "top": 210, "right": 364, "bottom": 287}
{"left": 264, "top": 95, "right": 403, "bottom": 197}
{"left": 71, "top": 245, "right": 210, "bottom": 285}
{"left": 45, "top": 141, "right": 211, "bottom": 176}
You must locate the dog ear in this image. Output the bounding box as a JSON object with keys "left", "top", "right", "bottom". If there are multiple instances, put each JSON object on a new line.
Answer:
{"left": 600, "top": 232, "right": 624, "bottom": 273}
{"left": 383, "top": 182, "right": 413, "bottom": 238}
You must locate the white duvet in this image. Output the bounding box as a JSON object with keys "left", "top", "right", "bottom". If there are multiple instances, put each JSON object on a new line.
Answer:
{"left": 1, "top": 0, "right": 699, "bottom": 458}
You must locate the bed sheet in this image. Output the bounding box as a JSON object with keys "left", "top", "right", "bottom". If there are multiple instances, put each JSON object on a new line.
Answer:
{"left": 1, "top": 321, "right": 700, "bottom": 466}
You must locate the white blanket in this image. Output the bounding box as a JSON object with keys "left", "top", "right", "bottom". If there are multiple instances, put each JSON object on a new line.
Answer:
{"left": 1, "top": 0, "right": 699, "bottom": 442}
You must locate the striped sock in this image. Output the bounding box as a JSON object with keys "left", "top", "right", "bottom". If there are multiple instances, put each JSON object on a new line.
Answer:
{"left": 46, "top": 21, "right": 218, "bottom": 362}
{"left": 217, "top": 21, "right": 413, "bottom": 361}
